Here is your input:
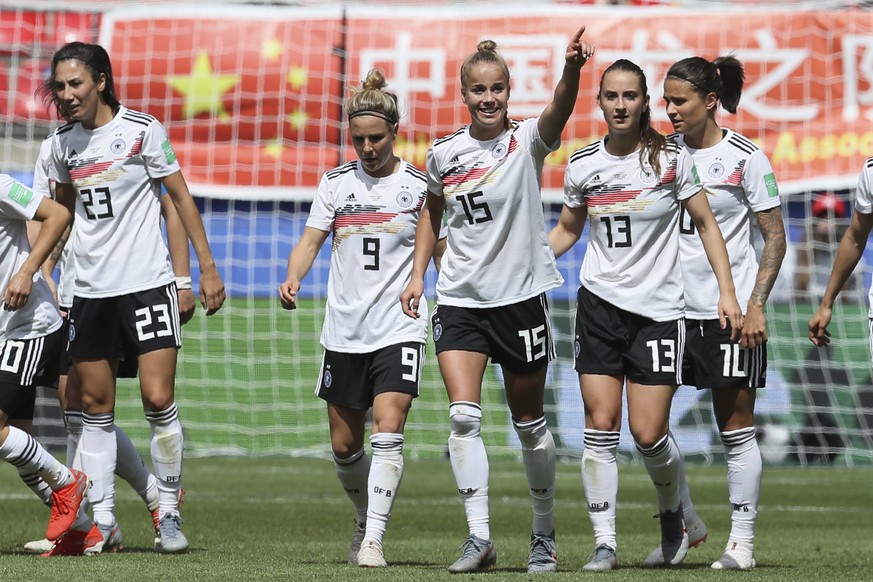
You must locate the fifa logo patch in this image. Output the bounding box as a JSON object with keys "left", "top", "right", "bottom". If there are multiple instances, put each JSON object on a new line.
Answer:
{"left": 8, "top": 183, "right": 34, "bottom": 208}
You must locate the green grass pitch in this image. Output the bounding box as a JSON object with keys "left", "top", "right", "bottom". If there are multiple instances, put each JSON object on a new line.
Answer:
{"left": 0, "top": 458, "right": 871, "bottom": 580}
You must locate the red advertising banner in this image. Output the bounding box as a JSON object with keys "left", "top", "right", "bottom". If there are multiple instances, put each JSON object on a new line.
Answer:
{"left": 93, "top": 6, "right": 873, "bottom": 200}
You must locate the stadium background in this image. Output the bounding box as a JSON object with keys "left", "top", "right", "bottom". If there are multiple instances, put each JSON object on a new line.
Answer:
{"left": 1, "top": 0, "right": 872, "bottom": 467}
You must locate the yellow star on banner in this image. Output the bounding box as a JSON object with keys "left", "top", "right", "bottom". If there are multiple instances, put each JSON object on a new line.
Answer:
{"left": 287, "top": 109, "right": 308, "bottom": 130}
{"left": 263, "top": 39, "right": 283, "bottom": 61}
{"left": 263, "top": 140, "right": 283, "bottom": 159}
{"left": 167, "top": 51, "right": 240, "bottom": 122}
{"left": 287, "top": 66, "right": 308, "bottom": 91}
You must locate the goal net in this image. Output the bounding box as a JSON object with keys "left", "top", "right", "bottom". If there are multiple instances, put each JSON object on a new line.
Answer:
{"left": 2, "top": 1, "right": 872, "bottom": 465}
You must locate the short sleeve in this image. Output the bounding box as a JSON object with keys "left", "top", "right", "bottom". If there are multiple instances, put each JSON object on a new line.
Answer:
{"left": 675, "top": 148, "right": 702, "bottom": 201}
{"left": 425, "top": 147, "right": 443, "bottom": 196}
{"left": 563, "top": 161, "right": 586, "bottom": 208}
{"left": 33, "top": 138, "right": 54, "bottom": 200}
{"left": 856, "top": 159, "right": 873, "bottom": 215}
{"left": 47, "top": 133, "right": 72, "bottom": 185}
{"left": 742, "top": 150, "right": 781, "bottom": 212}
{"left": 305, "top": 174, "right": 335, "bottom": 232}
{"left": 141, "top": 120, "right": 182, "bottom": 179}
{"left": 0, "top": 174, "right": 40, "bottom": 221}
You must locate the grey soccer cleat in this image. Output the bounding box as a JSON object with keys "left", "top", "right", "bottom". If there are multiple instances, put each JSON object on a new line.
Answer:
{"left": 83, "top": 522, "right": 125, "bottom": 555}
{"left": 448, "top": 534, "right": 497, "bottom": 573}
{"left": 645, "top": 511, "right": 706, "bottom": 566}
{"left": 645, "top": 506, "right": 689, "bottom": 567}
{"left": 357, "top": 539, "right": 387, "bottom": 568}
{"left": 155, "top": 513, "right": 189, "bottom": 554}
{"left": 347, "top": 521, "right": 366, "bottom": 564}
{"left": 527, "top": 531, "right": 558, "bottom": 573}
{"left": 582, "top": 544, "right": 618, "bottom": 572}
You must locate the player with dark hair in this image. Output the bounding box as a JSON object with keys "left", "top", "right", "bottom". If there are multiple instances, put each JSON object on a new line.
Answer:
{"left": 400, "top": 29, "right": 594, "bottom": 574}
{"left": 41, "top": 41, "right": 225, "bottom": 554}
{"left": 549, "top": 59, "right": 742, "bottom": 571}
{"left": 659, "top": 55, "right": 786, "bottom": 571}
{"left": 280, "top": 69, "right": 443, "bottom": 569}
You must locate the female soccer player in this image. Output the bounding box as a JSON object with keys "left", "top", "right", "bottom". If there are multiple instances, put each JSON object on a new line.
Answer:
{"left": 22, "top": 134, "right": 195, "bottom": 555}
{"left": 400, "top": 29, "right": 594, "bottom": 574}
{"left": 40, "top": 41, "right": 225, "bottom": 554}
{"left": 0, "top": 173, "right": 88, "bottom": 545}
{"left": 809, "top": 161, "right": 873, "bottom": 344}
{"left": 548, "top": 59, "right": 742, "bottom": 571}
{"left": 279, "top": 69, "right": 441, "bottom": 569}
{"left": 659, "top": 55, "right": 786, "bottom": 571}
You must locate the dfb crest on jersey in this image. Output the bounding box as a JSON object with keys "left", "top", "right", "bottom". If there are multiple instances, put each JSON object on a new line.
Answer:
{"left": 708, "top": 162, "right": 725, "bottom": 179}
{"left": 110, "top": 139, "right": 126, "bottom": 155}
{"left": 433, "top": 323, "right": 443, "bottom": 342}
{"left": 323, "top": 370, "right": 332, "bottom": 388}
{"left": 639, "top": 166, "right": 657, "bottom": 185}
{"left": 396, "top": 191, "right": 414, "bottom": 208}
{"left": 490, "top": 142, "right": 507, "bottom": 159}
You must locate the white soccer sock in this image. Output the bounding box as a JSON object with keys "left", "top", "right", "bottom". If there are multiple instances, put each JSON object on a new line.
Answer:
{"left": 722, "top": 427, "right": 760, "bottom": 544}
{"left": 582, "top": 429, "right": 620, "bottom": 550}
{"left": 0, "top": 425, "right": 73, "bottom": 489}
{"left": 637, "top": 433, "right": 682, "bottom": 513}
{"left": 364, "top": 432, "right": 404, "bottom": 544}
{"left": 513, "top": 416, "right": 556, "bottom": 535}
{"left": 115, "top": 424, "right": 153, "bottom": 501}
{"left": 449, "top": 401, "right": 490, "bottom": 541}
{"left": 17, "top": 468, "right": 53, "bottom": 506}
{"left": 146, "top": 403, "right": 184, "bottom": 516}
{"left": 334, "top": 448, "right": 371, "bottom": 524}
{"left": 64, "top": 410, "right": 83, "bottom": 468}
{"left": 81, "top": 412, "right": 117, "bottom": 527}
{"left": 671, "top": 432, "right": 698, "bottom": 522}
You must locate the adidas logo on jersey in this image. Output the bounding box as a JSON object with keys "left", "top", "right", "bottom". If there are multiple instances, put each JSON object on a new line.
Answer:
{"left": 345, "top": 193, "right": 357, "bottom": 202}
{"left": 591, "top": 174, "right": 601, "bottom": 183}
{"left": 449, "top": 156, "right": 460, "bottom": 165}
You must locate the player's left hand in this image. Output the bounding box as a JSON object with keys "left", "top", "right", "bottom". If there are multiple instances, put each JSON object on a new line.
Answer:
{"left": 566, "top": 26, "right": 595, "bottom": 68}
{"left": 718, "top": 293, "right": 744, "bottom": 343}
{"left": 179, "top": 289, "right": 196, "bottom": 324}
{"left": 3, "top": 271, "right": 33, "bottom": 311}
{"left": 199, "top": 266, "right": 226, "bottom": 315}
{"left": 740, "top": 302, "right": 767, "bottom": 348}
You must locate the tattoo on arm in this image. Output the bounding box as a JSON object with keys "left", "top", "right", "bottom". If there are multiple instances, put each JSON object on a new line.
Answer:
{"left": 49, "top": 234, "right": 68, "bottom": 264}
{"left": 750, "top": 207, "right": 787, "bottom": 306}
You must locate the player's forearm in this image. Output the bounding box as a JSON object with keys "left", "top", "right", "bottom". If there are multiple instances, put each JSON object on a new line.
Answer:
{"left": 749, "top": 208, "right": 786, "bottom": 308}
{"left": 820, "top": 234, "right": 865, "bottom": 308}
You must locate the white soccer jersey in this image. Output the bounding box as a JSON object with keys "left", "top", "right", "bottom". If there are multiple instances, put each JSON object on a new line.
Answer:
{"left": 34, "top": 136, "right": 76, "bottom": 309}
{"left": 0, "top": 175, "right": 62, "bottom": 340}
{"left": 853, "top": 157, "right": 873, "bottom": 317}
{"left": 307, "top": 159, "right": 428, "bottom": 352}
{"left": 674, "top": 130, "right": 782, "bottom": 319}
{"left": 565, "top": 139, "right": 701, "bottom": 321}
{"left": 47, "top": 106, "right": 177, "bottom": 298}
{"left": 426, "top": 118, "right": 563, "bottom": 307}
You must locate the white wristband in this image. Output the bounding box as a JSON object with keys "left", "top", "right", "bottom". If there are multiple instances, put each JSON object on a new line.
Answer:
{"left": 175, "top": 276, "right": 193, "bottom": 290}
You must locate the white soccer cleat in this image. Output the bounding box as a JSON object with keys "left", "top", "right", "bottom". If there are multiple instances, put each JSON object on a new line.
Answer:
{"left": 357, "top": 539, "right": 387, "bottom": 568}
{"left": 711, "top": 541, "right": 756, "bottom": 570}
{"left": 582, "top": 544, "right": 618, "bottom": 572}
{"left": 23, "top": 538, "right": 54, "bottom": 553}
